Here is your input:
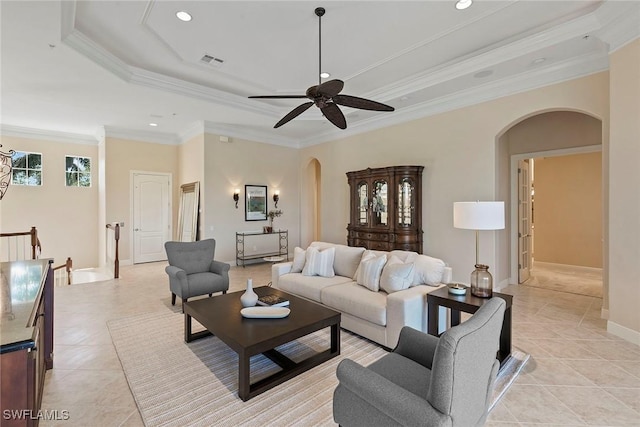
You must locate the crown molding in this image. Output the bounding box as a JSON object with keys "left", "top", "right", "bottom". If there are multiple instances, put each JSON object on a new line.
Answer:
{"left": 103, "top": 126, "right": 180, "bottom": 145}
{"left": 0, "top": 124, "right": 99, "bottom": 145}
{"left": 200, "top": 122, "right": 299, "bottom": 148}
{"left": 299, "top": 52, "right": 609, "bottom": 147}
{"left": 367, "top": 10, "right": 602, "bottom": 102}
{"left": 595, "top": 1, "right": 640, "bottom": 53}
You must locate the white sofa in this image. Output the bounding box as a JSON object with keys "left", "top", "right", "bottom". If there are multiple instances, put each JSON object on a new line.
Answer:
{"left": 272, "top": 242, "right": 452, "bottom": 348}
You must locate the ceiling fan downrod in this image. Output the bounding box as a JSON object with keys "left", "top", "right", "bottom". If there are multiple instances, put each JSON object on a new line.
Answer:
{"left": 316, "top": 7, "right": 325, "bottom": 86}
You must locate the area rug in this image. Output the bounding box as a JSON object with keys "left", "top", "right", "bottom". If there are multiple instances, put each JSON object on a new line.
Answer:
{"left": 108, "top": 311, "right": 526, "bottom": 426}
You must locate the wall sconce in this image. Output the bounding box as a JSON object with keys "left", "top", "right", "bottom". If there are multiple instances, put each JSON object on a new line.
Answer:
{"left": 273, "top": 190, "right": 280, "bottom": 208}
{"left": 233, "top": 189, "right": 240, "bottom": 208}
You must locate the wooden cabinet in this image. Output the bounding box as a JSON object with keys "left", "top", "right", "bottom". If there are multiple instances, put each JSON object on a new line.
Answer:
{"left": 1, "top": 259, "right": 54, "bottom": 426}
{"left": 347, "top": 166, "right": 424, "bottom": 253}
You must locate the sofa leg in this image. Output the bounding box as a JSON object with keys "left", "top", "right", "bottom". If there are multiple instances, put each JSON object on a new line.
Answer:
{"left": 208, "top": 293, "right": 212, "bottom": 297}
{"left": 223, "top": 290, "right": 227, "bottom": 295}
{"left": 171, "top": 293, "right": 176, "bottom": 306}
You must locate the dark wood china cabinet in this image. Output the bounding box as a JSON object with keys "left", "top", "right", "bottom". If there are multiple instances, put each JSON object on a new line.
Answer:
{"left": 347, "top": 165, "right": 423, "bottom": 253}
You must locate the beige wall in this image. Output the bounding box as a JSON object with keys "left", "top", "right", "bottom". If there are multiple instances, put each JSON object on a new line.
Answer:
{"left": 178, "top": 133, "right": 205, "bottom": 239}
{"left": 104, "top": 137, "right": 179, "bottom": 263}
{"left": 300, "top": 72, "right": 609, "bottom": 287}
{"left": 608, "top": 39, "right": 640, "bottom": 342}
{"left": 0, "top": 135, "right": 99, "bottom": 268}
{"left": 533, "top": 152, "right": 602, "bottom": 267}
{"left": 201, "top": 134, "right": 301, "bottom": 263}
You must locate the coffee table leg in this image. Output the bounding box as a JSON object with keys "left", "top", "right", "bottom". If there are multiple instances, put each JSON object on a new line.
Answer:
{"left": 184, "top": 312, "right": 192, "bottom": 342}
{"left": 238, "top": 350, "right": 250, "bottom": 401}
{"left": 331, "top": 323, "right": 340, "bottom": 355}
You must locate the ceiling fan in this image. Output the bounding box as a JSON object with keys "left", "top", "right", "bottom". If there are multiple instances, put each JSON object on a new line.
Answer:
{"left": 249, "top": 7, "right": 394, "bottom": 130}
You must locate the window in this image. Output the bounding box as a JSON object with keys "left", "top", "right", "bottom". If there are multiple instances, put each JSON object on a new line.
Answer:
{"left": 11, "top": 151, "right": 42, "bottom": 185}
{"left": 65, "top": 156, "right": 91, "bottom": 187}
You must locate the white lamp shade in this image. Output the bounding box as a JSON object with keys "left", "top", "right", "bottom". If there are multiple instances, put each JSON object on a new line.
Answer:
{"left": 453, "top": 201, "right": 505, "bottom": 230}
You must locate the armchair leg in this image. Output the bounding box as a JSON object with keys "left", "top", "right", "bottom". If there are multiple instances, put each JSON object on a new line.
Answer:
{"left": 171, "top": 293, "right": 176, "bottom": 306}
{"left": 223, "top": 290, "right": 227, "bottom": 295}
{"left": 208, "top": 293, "right": 212, "bottom": 297}
{"left": 181, "top": 297, "right": 187, "bottom": 313}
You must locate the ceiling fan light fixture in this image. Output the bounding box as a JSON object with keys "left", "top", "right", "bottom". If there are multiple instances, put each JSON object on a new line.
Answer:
{"left": 176, "top": 11, "right": 192, "bottom": 22}
{"left": 320, "top": 72, "right": 331, "bottom": 78}
{"left": 455, "top": 0, "right": 473, "bottom": 10}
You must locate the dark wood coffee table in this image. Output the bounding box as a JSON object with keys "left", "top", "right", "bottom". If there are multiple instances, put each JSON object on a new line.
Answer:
{"left": 184, "top": 286, "right": 341, "bottom": 401}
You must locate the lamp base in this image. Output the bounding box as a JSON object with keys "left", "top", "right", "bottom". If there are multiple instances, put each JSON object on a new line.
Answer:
{"left": 470, "top": 264, "right": 493, "bottom": 298}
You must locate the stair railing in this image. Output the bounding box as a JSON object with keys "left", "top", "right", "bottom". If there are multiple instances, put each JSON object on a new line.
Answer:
{"left": 53, "top": 257, "right": 73, "bottom": 286}
{"left": 106, "top": 223, "right": 120, "bottom": 279}
{"left": 1, "top": 226, "right": 41, "bottom": 261}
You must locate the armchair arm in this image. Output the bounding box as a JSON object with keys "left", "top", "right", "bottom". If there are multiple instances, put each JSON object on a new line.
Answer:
{"left": 336, "top": 359, "right": 449, "bottom": 427}
{"left": 210, "top": 260, "right": 231, "bottom": 276}
{"left": 165, "top": 265, "right": 189, "bottom": 296}
{"left": 271, "top": 262, "right": 293, "bottom": 289}
{"left": 393, "top": 326, "right": 439, "bottom": 369}
{"left": 165, "top": 265, "right": 187, "bottom": 280}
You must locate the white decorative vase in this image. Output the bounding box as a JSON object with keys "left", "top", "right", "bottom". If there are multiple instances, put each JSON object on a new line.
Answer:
{"left": 240, "top": 278, "right": 258, "bottom": 307}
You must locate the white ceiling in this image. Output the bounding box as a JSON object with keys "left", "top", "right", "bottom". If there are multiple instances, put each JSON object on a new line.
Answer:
{"left": 1, "top": 1, "right": 638, "bottom": 147}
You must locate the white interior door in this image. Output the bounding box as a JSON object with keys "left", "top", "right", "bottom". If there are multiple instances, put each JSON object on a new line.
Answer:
{"left": 518, "top": 159, "right": 532, "bottom": 283}
{"left": 133, "top": 173, "right": 170, "bottom": 264}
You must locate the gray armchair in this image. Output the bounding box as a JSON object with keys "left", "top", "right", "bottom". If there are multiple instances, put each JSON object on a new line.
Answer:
{"left": 333, "top": 297, "right": 506, "bottom": 427}
{"left": 164, "top": 239, "right": 230, "bottom": 309}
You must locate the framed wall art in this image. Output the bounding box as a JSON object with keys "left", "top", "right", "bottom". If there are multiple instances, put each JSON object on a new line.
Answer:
{"left": 245, "top": 185, "right": 267, "bottom": 221}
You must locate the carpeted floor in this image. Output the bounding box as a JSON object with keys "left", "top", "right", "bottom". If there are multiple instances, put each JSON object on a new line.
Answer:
{"left": 109, "top": 310, "right": 527, "bottom": 427}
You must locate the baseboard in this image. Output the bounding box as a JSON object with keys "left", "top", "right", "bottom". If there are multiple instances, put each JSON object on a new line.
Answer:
{"left": 496, "top": 278, "right": 511, "bottom": 291}
{"left": 607, "top": 320, "right": 640, "bottom": 345}
{"left": 533, "top": 261, "right": 602, "bottom": 273}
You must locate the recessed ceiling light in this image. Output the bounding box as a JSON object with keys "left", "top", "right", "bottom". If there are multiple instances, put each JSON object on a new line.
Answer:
{"left": 149, "top": 123, "right": 158, "bottom": 127}
{"left": 400, "top": 96, "right": 410, "bottom": 101}
{"left": 455, "top": 0, "right": 473, "bottom": 10}
{"left": 176, "top": 11, "right": 192, "bottom": 22}
{"left": 473, "top": 69, "right": 493, "bottom": 78}
{"left": 320, "top": 72, "right": 330, "bottom": 78}
{"left": 532, "top": 57, "right": 546, "bottom": 65}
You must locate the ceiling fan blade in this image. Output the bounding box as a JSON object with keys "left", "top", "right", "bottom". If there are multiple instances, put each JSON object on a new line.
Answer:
{"left": 249, "top": 95, "right": 308, "bottom": 99}
{"left": 274, "top": 102, "right": 314, "bottom": 128}
{"left": 333, "top": 95, "right": 395, "bottom": 112}
{"left": 316, "top": 79, "right": 344, "bottom": 97}
{"left": 321, "top": 103, "right": 347, "bottom": 129}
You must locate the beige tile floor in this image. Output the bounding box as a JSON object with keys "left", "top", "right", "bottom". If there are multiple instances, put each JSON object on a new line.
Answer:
{"left": 39, "top": 261, "right": 640, "bottom": 426}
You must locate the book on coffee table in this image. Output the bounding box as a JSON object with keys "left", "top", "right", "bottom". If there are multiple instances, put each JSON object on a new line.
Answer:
{"left": 256, "top": 294, "right": 290, "bottom": 307}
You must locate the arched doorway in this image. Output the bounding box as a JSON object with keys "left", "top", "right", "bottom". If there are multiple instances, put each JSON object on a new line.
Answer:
{"left": 495, "top": 110, "right": 605, "bottom": 300}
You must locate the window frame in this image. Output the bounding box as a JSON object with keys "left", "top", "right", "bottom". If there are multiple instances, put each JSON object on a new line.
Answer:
{"left": 65, "top": 155, "right": 92, "bottom": 188}
{"left": 11, "top": 151, "right": 43, "bottom": 186}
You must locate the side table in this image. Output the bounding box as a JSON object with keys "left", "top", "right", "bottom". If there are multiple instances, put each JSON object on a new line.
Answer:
{"left": 427, "top": 287, "right": 513, "bottom": 368}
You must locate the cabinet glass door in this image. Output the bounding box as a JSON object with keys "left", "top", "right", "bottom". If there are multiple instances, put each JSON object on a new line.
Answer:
{"left": 357, "top": 182, "right": 368, "bottom": 225}
{"left": 398, "top": 178, "right": 414, "bottom": 226}
{"left": 372, "top": 180, "right": 388, "bottom": 226}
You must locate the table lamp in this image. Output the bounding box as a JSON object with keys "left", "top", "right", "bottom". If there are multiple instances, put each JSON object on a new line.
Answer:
{"left": 453, "top": 201, "right": 505, "bottom": 297}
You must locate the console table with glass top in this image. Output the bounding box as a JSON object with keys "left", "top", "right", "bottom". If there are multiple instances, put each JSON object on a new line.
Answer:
{"left": 236, "top": 230, "right": 289, "bottom": 267}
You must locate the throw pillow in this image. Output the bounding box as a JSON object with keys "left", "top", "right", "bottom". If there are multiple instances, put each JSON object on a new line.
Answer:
{"left": 380, "top": 255, "right": 415, "bottom": 293}
{"left": 290, "top": 247, "right": 306, "bottom": 273}
{"left": 410, "top": 254, "right": 446, "bottom": 286}
{"left": 356, "top": 253, "right": 387, "bottom": 292}
{"left": 352, "top": 250, "right": 378, "bottom": 280}
{"left": 302, "top": 246, "right": 335, "bottom": 278}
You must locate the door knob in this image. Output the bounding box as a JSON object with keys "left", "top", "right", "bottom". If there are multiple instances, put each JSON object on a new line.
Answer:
{"left": 134, "top": 228, "right": 139, "bottom": 231}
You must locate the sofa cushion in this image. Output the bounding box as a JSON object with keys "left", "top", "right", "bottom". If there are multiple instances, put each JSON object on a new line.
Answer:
{"left": 291, "top": 247, "right": 306, "bottom": 273}
{"left": 302, "top": 246, "right": 335, "bottom": 278}
{"left": 310, "top": 242, "right": 365, "bottom": 278}
{"left": 322, "top": 283, "right": 387, "bottom": 326}
{"left": 277, "top": 273, "right": 352, "bottom": 303}
{"left": 409, "top": 254, "right": 446, "bottom": 286}
{"left": 380, "top": 256, "right": 415, "bottom": 294}
{"left": 356, "top": 253, "right": 387, "bottom": 292}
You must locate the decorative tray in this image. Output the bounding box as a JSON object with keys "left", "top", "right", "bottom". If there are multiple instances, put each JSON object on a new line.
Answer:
{"left": 241, "top": 307, "right": 290, "bottom": 319}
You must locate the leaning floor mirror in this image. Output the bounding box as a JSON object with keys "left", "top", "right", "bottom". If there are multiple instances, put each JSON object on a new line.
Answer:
{"left": 177, "top": 182, "right": 200, "bottom": 241}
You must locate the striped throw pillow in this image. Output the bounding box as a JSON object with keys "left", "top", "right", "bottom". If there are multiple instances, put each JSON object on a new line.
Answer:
{"left": 302, "top": 246, "right": 335, "bottom": 278}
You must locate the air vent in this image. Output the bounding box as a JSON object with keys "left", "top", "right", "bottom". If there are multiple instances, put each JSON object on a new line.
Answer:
{"left": 200, "top": 54, "right": 224, "bottom": 67}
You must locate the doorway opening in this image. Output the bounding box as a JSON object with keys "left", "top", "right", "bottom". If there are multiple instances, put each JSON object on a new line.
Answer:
{"left": 496, "top": 110, "right": 604, "bottom": 300}
{"left": 515, "top": 152, "right": 603, "bottom": 298}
